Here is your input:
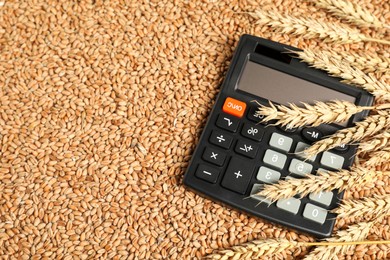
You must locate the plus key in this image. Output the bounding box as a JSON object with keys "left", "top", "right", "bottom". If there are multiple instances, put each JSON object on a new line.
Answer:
{"left": 221, "top": 157, "right": 254, "bottom": 194}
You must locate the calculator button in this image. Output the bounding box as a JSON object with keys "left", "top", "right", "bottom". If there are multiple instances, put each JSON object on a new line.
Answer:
{"left": 257, "top": 166, "right": 281, "bottom": 184}
{"left": 247, "top": 105, "right": 265, "bottom": 122}
{"left": 334, "top": 143, "right": 348, "bottom": 152}
{"left": 202, "top": 147, "right": 226, "bottom": 166}
{"left": 269, "top": 133, "right": 293, "bottom": 152}
{"left": 302, "top": 127, "right": 323, "bottom": 142}
{"left": 209, "top": 130, "right": 233, "bottom": 149}
{"left": 303, "top": 204, "right": 328, "bottom": 224}
{"left": 221, "top": 157, "right": 254, "bottom": 194}
{"left": 263, "top": 149, "right": 287, "bottom": 170}
{"left": 276, "top": 198, "right": 301, "bottom": 214}
{"left": 216, "top": 114, "right": 240, "bottom": 132}
{"left": 195, "top": 165, "right": 220, "bottom": 183}
{"left": 250, "top": 184, "right": 271, "bottom": 204}
{"left": 294, "top": 142, "right": 317, "bottom": 162}
{"left": 309, "top": 191, "right": 334, "bottom": 207}
{"left": 235, "top": 140, "right": 259, "bottom": 159}
{"left": 241, "top": 123, "right": 264, "bottom": 141}
{"left": 289, "top": 159, "right": 313, "bottom": 177}
{"left": 222, "top": 97, "right": 247, "bottom": 118}
{"left": 278, "top": 125, "right": 297, "bottom": 133}
{"left": 320, "top": 151, "right": 345, "bottom": 169}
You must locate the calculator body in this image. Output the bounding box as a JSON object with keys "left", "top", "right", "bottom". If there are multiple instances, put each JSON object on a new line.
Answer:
{"left": 183, "top": 35, "right": 373, "bottom": 238}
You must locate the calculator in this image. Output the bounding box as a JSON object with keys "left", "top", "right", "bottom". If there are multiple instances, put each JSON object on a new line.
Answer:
{"left": 183, "top": 35, "right": 373, "bottom": 238}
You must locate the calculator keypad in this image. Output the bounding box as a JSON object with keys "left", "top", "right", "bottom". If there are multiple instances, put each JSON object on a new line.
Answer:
{"left": 187, "top": 96, "right": 350, "bottom": 238}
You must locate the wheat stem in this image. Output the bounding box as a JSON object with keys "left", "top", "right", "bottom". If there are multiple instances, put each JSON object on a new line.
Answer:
{"left": 256, "top": 100, "right": 372, "bottom": 128}
{"left": 303, "top": 222, "right": 374, "bottom": 260}
{"left": 290, "top": 49, "right": 390, "bottom": 101}
{"left": 248, "top": 9, "right": 390, "bottom": 45}
{"left": 304, "top": 111, "right": 390, "bottom": 157}
{"left": 309, "top": 0, "right": 389, "bottom": 28}
{"left": 333, "top": 194, "right": 390, "bottom": 222}
{"left": 257, "top": 167, "right": 389, "bottom": 202}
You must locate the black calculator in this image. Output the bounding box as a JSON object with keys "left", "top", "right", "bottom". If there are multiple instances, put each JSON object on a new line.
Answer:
{"left": 183, "top": 35, "right": 373, "bottom": 238}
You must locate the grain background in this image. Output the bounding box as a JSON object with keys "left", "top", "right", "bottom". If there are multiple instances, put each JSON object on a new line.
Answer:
{"left": 0, "top": 0, "right": 389, "bottom": 259}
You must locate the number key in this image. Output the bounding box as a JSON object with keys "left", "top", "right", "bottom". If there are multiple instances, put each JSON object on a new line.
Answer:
{"left": 320, "top": 151, "right": 344, "bottom": 169}
{"left": 289, "top": 159, "right": 313, "bottom": 177}
{"left": 263, "top": 149, "right": 287, "bottom": 170}
{"left": 269, "top": 133, "right": 293, "bottom": 152}
{"left": 257, "top": 166, "right": 281, "bottom": 184}
{"left": 303, "top": 203, "right": 328, "bottom": 224}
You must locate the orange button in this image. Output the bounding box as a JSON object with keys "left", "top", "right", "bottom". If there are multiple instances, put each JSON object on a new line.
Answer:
{"left": 222, "top": 97, "right": 247, "bottom": 118}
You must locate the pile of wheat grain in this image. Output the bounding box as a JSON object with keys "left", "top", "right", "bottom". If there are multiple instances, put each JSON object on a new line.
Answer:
{"left": 0, "top": 0, "right": 389, "bottom": 259}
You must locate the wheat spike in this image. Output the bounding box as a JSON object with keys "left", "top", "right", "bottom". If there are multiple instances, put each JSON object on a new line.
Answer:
{"left": 305, "top": 49, "right": 390, "bottom": 74}
{"left": 303, "top": 222, "right": 374, "bottom": 260}
{"left": 256, "top": 100, "right": 371, "bottom": 128}
{"left": 204, "top": 239, "right": 299, "bottom": 259}
{"left": 249, "top": 9, "right": 390, "bottom": 45}
{"left": 364, "top": 148, "right": 390, "bottom": 167}
{"left": 358, "top": 131, "right": 390, "bottom": 154}
{"left": 257, "top": 167, "right": 389, "bottom": 202}
{"left": 310, "top": 0, "right": 388, "bottom": 28}
{"left": 291, "top": 49, "right": 390, "bottom": 101}
{"left": 333, "top": 194, "right": 390, "bottom": 222}
{"left": 304, "top": 111, "right": 390, "bottom": 157}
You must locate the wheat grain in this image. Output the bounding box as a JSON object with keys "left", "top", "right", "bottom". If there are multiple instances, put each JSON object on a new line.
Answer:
{"left": 303, "top": 222, "right": 374, "bottom": 260}
{"left": 256, "top": 100, "right": 371, "bottom": 128}
{"left": 310, "top": 0, "right": 388, "bottom": 28}
{"left": 358, "top": 130, "right": 390, "bottom": 154}
{"left": 291, "top": 49, "right": 390, "bottom": 101}
{"left": 333, "top": 195, "right": 390, "bottom": 222}
{"left": 257, "top": 167, "right": 389, "bottom": 202}
{"left": 304, "top": 111, "right": 390, "bottom": 157}
{"left": 204, "top": 239, "right": 299, "bottom": 259}
{"left": 249, "top": 9, "right": 390, "bottom": 45}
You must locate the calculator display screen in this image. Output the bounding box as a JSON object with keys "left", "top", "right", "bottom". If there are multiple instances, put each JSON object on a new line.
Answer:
{"left": 237, "top": 61, "right": 356, "bottom": 105}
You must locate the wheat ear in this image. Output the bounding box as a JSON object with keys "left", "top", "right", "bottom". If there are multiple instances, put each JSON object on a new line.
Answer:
{"left": 303, "top": 222, "right": 374, "bottom": 260}
{"left": 256, "top": 100, "right": 371, "bottom": 128}
{"left": 204, "top": 238, "right": 299, "bottom": 259}
{"left": 257, "top": 167, "right": 389, "bottom": 202}
{"left": 364, "top": 148, "right": 390, "bottom": 167}
{"left": 358, "top": 131, "right": 390, "bottom": 154}
{"left": 333, "top": 194, "right": 390, "bottom": 222}
{"left": 291, "top": 49, "right": 390, "bottom": 101}
{"left": 248, "top": 9, "right": 390, "bottom": 45}
{"left": 305, "top": 49, "right": 390, "bottom": 74}
{"left": 304, "top": 111, "right": 390, "bottom": 157}
{"left": 309, "top": 0, "right": 389, "bottom": 28}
